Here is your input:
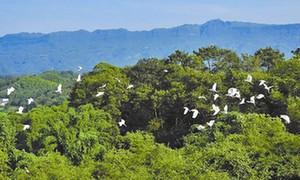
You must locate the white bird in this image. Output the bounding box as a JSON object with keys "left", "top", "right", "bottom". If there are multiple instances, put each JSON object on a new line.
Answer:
{"left": 198, "top": 95, "right": 207, "bottom": 100}
{"left": 163, "top": 69, "right": 168, "bottom": 73}
{"left": 245, "top": 74, "right": 253, "bottom": 84}
{"left": 76, "top": 74, "right": 81, "bottom": 82}
{"left": 7, "top": 87, "right": 15, "bottom": 95}
{"left": 23, "top": 124, "right": 30, "bottom": 130}
{"left": 96, "top": 92, "right": 104, "bottom": 97}
{"left": 127, "top": 84, "right": 134, "bottom": 89}
{"left": 183, "top": 107, "right": 189, "bottom": 115}
{"left": 212, "top": 104, "right": 220, "bottom": 116}
{"left": 239, "top": 98, "right": 245, "bottom": 105}
{"left": 207, "top": 120, "right": 215, "bottom": 127}
{"left": 17, "top": 106, "right": 24, "bottom": 114}
{"left": 280, "top": 115, "right": 291, "bottom": 124}
{"left": 118, "top": 119, "right": 127, "bottom": 127}
{"left": 27, "top": 97, "right": 34, "bottom": 105}
{"left": 223, "top": 105, "right": 228, "bottom": 114}
{"left": 99, "top": 84, "right": 107, "bottom": 88}
{"left": 55, "top": 84, "right": 62, "bottom": 93}
{"left": 24, "top": 167, "right": 30, "bottom": 174}
{"left": 78, "top": 66, "right": 82, "bottom": 71}
{"left": 190, "top": 109, "right": 199, "bottom": 119}
{"left": 263, "top": 84, "right": 273, "bottom": 93}
{"left": 256, "top": 94, "right": 265, "bottom": 99}
{"left": 259, "top": 80, "right": 266, "bottom": 86}
{"left": 114, "top": 77, "right": 121, "bottom": 83}
{"left": 197, "top": 125, "right": 205, "bottom": 131}
{"left": 210, "top": 83, "right": 217, "bottom": 92}
{"left": 247, "top": 96, "right": 255, "bottom": 105}
{"left": 213, "top": 94, "right": 219, "bottom": 100}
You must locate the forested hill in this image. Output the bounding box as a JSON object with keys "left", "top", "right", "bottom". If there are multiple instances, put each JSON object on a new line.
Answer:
{"left": 1, "top": 19, "right": 300, "bottom": 75}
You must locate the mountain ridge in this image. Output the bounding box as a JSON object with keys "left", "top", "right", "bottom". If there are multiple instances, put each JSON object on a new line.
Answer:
{"left": 1, "top": 19, "right": 300, "bottom": 75}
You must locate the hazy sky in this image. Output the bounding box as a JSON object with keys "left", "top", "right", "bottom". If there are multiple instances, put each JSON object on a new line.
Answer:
{"left": 1, "top": 0, "right": 300, "bottom": 36}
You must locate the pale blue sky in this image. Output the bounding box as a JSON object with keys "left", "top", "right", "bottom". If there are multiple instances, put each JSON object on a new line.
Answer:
{"left": 1, "top": 0, "right": 300, "bottom": 36}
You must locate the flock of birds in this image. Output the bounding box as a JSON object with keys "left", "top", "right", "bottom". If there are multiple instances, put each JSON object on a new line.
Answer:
{"left": 183, "top": 74, "right": 291, "bottom": 131}
{"left": 2, "top": 67, "right": 291, "bottom": 132}
{"left": 2, "top": 66, "right": 130, "bottom": 131}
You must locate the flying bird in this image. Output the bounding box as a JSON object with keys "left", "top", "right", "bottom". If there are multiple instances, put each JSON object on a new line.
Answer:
{"left": 7, "top": 87, "right": 15, "bottom": 95}
{"left": 223, "top": 105, "right": 228, "bottom": 114}
{"left": 114, "top": 77, "right": 121, "bottom": 83}
{"left": 259, "top": 80, "right": 266, "bottom": 86}
{"left": 127, "top": 84, "right": 134, "bottom": 89}
{"left": 198, "top": 95, "right": 207, "bottom": 100}
{"left": 213, "top": 94, "right": 219, "bottom": 100}
{"left": 245, "top": 74, "right": 253, "bottom": 84}
{"left": 239, "top": 98, "right": 245, "bottom": 105}
{"left": 118, "top": 119, "right": 127, "bottom": 127}
{"left": 212, "top": 104, "right": 220, "bottom": 116}
{"left": 183, "top": 107, "right": 189, "bottom": 115}
{"left": 76, "top": 74, "right": 81, "bottom": 82}
{"left": 190, "top": 109, "right": 199, "bottom": 118}
{"left": 27, "top": 97, "right": 34, "bottom": 105}
{"left": 78, "top": 66, "right": 82, "bottom": 71}
{"left": 17, "top": 106, "right": 24, "bottom": 114}
{"left": 55, "top": 84, "right": 62, "bottom": 93}
{"left": 263, "top": 84, "right": 273, "bottom": 93}
{"left": 256, "top": 94, "right": 265, "bottom": 99}
{"left": 99, "top": 84, "right": 107, "bottom": 88}
{"left": 23, "top": 124, "right": 30, "bottom": 130}
{"left": 207, "top": 120, "right": 215, "bottom": 127}
{"left": 280, "top": 115, "right": 291, "bottom": 124}
{"left": 96, "top": 92, "right": 104, "bottom": 97}
{"left": 247, "top": 96, "right": 255, "bottom": 105}
{"left": 197, "top": 125, "right": 205, "bottom": 131}
{"left": 210, "top": 83, "right": 217, "bottom": 92}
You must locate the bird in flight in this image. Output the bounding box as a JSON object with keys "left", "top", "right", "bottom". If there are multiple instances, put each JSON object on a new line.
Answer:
{"left": 207, "top": 120, "right": 215, "bottom": 127}
{"left": 198, "top": 95, "right": 207, "bottom": 100}
{"left": 78, "top": 66, "right": 82, "bottom": 71}
{"left": 17, "top": 106, "right": 24, "bottom": 114}
{"left": 96, "top": 92, "right": 104, "bottom": 97}
{"left": 259, "top": 80, "right": 266, "bottom": 86}
{"left": 210, "top": 83, "right": 217, "bottom": 92}
{"left": 223, "top": 105, "right": 228, "bottom": 114}
{"left": 197, "top": 125, "right": 205, "bottom": 131}
{"left": 118, "top": 119, "right": 127, "bottom": 127}
{"left": 183, "top": 107, "right": 189, "bottom": 115}
{"left": 127, "top": 84, "right": 134, "bottom": 89}
{"left": 27, "top": 97, "right": 34, "bottom": 105}
{"left": 190, "top": 109, "right": 199, "bottom": 118}
{"left": 239, "top": 98, "right": 245, "bottom": 105}
{"left": 23, "top": 124, "right": 30, "bottom": 130}
{"left": 76, "top": 74, "right": 81, "bottom": 82}
{"left": 256, "top": 94, "right": 265, "bottom": 99}
{"left": 247, "top": 96, "right": 255, "bottom": 105}
{"left": 213, "top": 94, "right": 219, "bottom": 100}
{"left": 7, "top": 87, "right": 15, "bottom": 95}
{"left": 245, "top": 74, "right": 253, "bottom": 84}
{"left": 212, "top": 104, "right": 220, "bottom": 116}
{"left": 55, "top": 84, "right": 62, "bottom": 93}
{"left": 99, "top": 84, "right": 107, "bottom": 88}
{"left": 263, "top": 84, "right": 273, "bottom": 93}
{"left": 280, "top": 115, "right": 291, "bottom": 124}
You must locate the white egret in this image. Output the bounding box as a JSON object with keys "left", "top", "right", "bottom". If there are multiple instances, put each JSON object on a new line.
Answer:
{"left": 23, "top": 124, "right": 30, "bottom": 130}
{"left": 190, "top": 109, "right": 199, "bottom": 118}
{"left": 259, "top": 80, "right": 266, "bottom": 86}
{"left": 118, "top": 119, "right": 127, "bottom": 127}
{"left": 239, "top": 98, "right": 245, "bottom": 105}
{"left": 55, "top": 84, "right": 62, "bottom": 93}
{"left": 280, "top": 115, "right": 291, "bottom": 124}
{"left": 183, "top": 107, "right": 189, "bottom": 115}
{"left": 25, "top": 167, "right": 30, "bottom": 174}
{"left": 163, "top": 69, "right": 168, "bottom": 73}
{"left": 197, "top": 125, "right": 205, "bottom": 131}
{"left": 247, "top": 96, "right": 255, "bottom": 105}
{"left": 99, "top": 84, "right": 107, "bottom": 88}
{"left": 256, "top": 94, "right": 265, "bottom": 99}
{"left": 78, "top": 66, "right": 82, "bottom": 71}
{"left": 207, "top": 120, "right": 215, "bottom": 127}
{"left": 212, "top": 104, "right": 220, "bottom": 116}
{"left": 0, "top": 98, "right": 9, "bottom": 106}
{"left": 127, "top": 84, "right": 134, "bottom": 89}
{"left": 213, "top": 94, "right": 219, "bottom": 100}
{"left": 76, "top": 74, "right": 81, "bottom": 82}
{"left": 198, "top": 95, "right": 207, "bottom": 100}
{"left": 245, "top": 74, "right": 253, "bottom": 84}
{"left": 210, "top": 83, "right": 217, "bottom": 92}
{"left": 7, "top": 87, "right": 15, "bottom": 95}
{"left": 223, "top": 105, "right": 228, "bottom": 114}
{"left": 263, "top": 84, "right": 273, "bottom": 93}
{"left": 27, "top": 97, "right": 34, "bottom": 105}
{"left": 17, "top": 106, "right": 24, "bottom": 114}
{"left": 96, "top": 92, "right": 104, "bottom": 97}
{"left": 114, "top": 77, "right": 121, "bottom": 83}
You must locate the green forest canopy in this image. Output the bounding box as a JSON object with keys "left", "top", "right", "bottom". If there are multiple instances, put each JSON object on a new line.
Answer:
{"left": 0, "top": 46, "right": 300, "bottom": 179}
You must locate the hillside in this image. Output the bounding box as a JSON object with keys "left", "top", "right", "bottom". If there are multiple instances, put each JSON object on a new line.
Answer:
{"left": 1, "top": 19, "right": 300, "bottom": 75}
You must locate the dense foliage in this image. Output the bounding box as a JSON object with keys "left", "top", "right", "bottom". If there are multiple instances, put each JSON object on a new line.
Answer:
{"left": 1, "top": 46, "right": 300, "bottom": 179}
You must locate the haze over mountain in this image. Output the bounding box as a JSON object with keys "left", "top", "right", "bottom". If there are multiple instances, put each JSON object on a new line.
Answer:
{"left": 1, "top": 19, "right": 300, "bottom": 75}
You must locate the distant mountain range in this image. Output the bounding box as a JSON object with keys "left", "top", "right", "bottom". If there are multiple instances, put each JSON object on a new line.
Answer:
{"left": 1, "top": 19, "right": 300, "bottom": 75}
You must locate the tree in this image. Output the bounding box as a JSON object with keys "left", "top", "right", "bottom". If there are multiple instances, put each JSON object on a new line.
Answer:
{"left": 254, "top": 47, "right": 284, "bottom": 71}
